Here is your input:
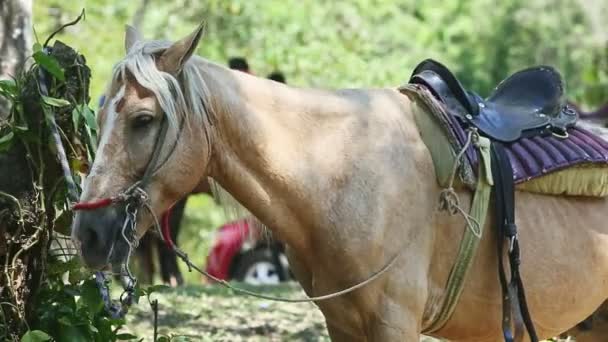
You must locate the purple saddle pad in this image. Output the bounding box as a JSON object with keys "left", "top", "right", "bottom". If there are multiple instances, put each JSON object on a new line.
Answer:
{"left": 448, "top": 114, "right": 608, "bottom": 183}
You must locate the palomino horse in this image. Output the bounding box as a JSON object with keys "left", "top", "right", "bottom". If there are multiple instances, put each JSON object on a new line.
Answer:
{"left": 71, "top": 24, "right": 608, "bottom": 341}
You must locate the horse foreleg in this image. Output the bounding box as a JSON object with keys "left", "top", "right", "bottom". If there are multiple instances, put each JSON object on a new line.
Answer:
{"left": 327, "top": 322, "right": 365, "bottom": 342}
{"left": 136, "top": 233, "right": 155, "bottom": 284}
{"left": 368, "top": 306, "right": 421, "bottom": 342}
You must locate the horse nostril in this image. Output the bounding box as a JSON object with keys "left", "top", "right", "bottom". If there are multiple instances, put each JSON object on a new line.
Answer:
{"left": 82, "top": 226, "right": 100, "bottom": 247}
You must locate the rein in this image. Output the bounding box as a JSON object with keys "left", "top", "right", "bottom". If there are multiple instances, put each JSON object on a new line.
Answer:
{"left": 74, "top": 108, "right": 400, "bottom": 307}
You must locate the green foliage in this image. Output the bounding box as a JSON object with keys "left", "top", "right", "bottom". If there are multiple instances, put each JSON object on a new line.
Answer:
{"left": 30, "top": 259, "right": 127, "bottom": 342}
{"left": 20, "top": 330, "right": 51, "bottom": 342}
{"left": 33, "top": 1, "right": 607, "bottom": 110}
{"left": 0, "top": 35, "right": 136, "bottom": 340}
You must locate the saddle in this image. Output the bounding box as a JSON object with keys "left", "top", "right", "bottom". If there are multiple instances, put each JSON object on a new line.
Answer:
{"left": 405, "top": 59, "right": 608, "bottom": 342}
{"left": 407, "top": 59, "right": 585, "bottom": 342}
{"left": 409, "top": 59, "right": 578, "bottom": 142}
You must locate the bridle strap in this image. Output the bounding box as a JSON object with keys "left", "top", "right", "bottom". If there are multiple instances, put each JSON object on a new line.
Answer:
{"left": 139, "top": 116, "right": 169, "bottom": 188}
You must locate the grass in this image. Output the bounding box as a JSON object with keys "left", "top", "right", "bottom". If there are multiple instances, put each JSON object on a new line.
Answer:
{"left": 124, "top": 282, "right": 330, "bottom": 341}
{"left": 123, "top": 282, "right": 444, "bottom": 341}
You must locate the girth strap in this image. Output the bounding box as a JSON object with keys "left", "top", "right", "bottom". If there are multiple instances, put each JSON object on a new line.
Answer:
{"left": 491, "top": 143, "right": 539, "bottom": 342}
{"left": 423, "top": 134, "right": 493, "bottom": 334}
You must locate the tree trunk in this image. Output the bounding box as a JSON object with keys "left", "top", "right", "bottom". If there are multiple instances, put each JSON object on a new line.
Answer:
{"left": 1, "top": 4, "right": 92, "bottom": 339}
{"left": 0, "top": 0, "right": 32, "bottom": 118}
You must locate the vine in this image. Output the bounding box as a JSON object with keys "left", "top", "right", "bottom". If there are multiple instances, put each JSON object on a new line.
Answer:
{"left": 0, "top": 13, "right": 141, "bottom": 342}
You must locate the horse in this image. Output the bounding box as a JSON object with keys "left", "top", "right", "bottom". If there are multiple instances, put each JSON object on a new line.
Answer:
{"left": 71, "top": 24, "right": 608, "bottom": 341}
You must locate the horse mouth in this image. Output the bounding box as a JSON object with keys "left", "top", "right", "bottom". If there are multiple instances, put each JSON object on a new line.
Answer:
{"left": 108, "top": 237, "right": 131, "bottom": 268}
{"left": 78, "top": 233, "right": 132, "bottom": 271}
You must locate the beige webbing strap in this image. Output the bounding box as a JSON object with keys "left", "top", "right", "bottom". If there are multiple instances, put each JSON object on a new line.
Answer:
{"left": 423, "top": 135, "right": 493, "bottom": 334}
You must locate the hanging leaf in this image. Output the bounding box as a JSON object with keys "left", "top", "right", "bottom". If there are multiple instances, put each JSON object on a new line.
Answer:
{"left": 13, "top": 102, "right": 28, "bottom": 132}
{"left": 84, "top": 125, "right": 97, "bottom": 157}
{"left": 0, "top": 131, "right": 14, "bottom": 152}
{"left": 0, "top": 79, "right": 17, "bottom": 99}
{"left": 33, "top": 51, "right": 65, "bottom": 81}
{"left": 116, "top": 333, "right": 138, "bottom": 340}
{"left": 42, "top": 95, "right": 71, "bottom": 107}
{"left": 72, "top": 106, "right": 83, "bottom": 131}
{"left": 80, "top": 105, "right": 97, "bottom": 130}
{"left": 145, "top": 284, "right": 170, "bottom": 295}
{"left": 80, "top": 279, "right": 104, "bottom": 317}
{"left": 0, "top": 79, "right": 17, "bottom": 92}
{"left": 20, "top": 330, "right": 51, "bottom": 342}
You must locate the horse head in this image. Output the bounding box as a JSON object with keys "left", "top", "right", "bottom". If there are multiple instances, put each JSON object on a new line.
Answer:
{"left": 71, "top": 24, "right": 212, "bottom": 270}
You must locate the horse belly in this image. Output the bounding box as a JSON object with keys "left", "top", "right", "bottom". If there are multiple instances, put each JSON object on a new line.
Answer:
{"left": 432, "top": 191, "right": 608, "bottom": 341}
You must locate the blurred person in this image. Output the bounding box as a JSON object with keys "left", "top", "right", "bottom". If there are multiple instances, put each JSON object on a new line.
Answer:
{"left": 267, "top": 71, "right": 286, "bottom": 84}
{"left": 228, "top": 57, "right": 250, "bottom": 73}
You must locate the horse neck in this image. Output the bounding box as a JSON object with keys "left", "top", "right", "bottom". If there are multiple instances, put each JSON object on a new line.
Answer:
{"left": 199, "top": 60, "right": 333, "bottom": 252}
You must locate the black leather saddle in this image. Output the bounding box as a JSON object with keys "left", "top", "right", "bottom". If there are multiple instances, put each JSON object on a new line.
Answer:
{"left": 409, "top": 59, "right": 578, "bottom": 142}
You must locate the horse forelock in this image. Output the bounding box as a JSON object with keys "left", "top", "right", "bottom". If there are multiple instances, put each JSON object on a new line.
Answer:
{"left": 108, "top": 40, "right": 214, "bottom": 132}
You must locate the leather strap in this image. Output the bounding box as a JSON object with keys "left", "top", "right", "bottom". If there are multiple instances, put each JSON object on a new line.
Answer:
{"left": 491, "top": 143, "right": 539, "bottom": 342}
{"left": 140, "top": 116, "right": 169, "bottom": 188}
{"left": 423, "top": 135, "right": 493, "bottom": 334}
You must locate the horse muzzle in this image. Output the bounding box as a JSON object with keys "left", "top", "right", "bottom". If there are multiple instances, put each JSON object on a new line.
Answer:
{"left": 72, "top": 204, "right": 129, "bottom": 270}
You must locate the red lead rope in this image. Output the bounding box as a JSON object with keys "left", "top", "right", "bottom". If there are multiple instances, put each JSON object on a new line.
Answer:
{"left": 160, "top": 207, "right": 175, "bottom": 249}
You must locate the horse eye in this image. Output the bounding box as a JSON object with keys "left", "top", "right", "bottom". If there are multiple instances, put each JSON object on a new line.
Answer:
{"left": 132, "top": 114, "right": 154, "bottom": 129}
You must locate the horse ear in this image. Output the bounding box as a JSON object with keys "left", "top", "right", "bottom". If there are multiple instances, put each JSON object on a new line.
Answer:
{"left": 125, "top": 25, "right": 143, "bottom": 54}
{"left": 158, "top": 23, "right": 204, "bottom": 74}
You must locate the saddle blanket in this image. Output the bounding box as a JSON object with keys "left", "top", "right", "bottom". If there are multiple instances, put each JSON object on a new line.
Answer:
{"left": 402, "top": 84, "right": 608, "bottom": 197}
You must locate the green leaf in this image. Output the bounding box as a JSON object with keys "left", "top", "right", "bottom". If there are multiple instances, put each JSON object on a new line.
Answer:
{"left": 47, "top": 258, "right": 80, "bottom": 276}
{"left": 42, "top": 95, "right": 71, "bottom": 107}
{"left": 33, "top": 42, "right": 42, "bottom": 53}
{"left": 57, "top": 324, "right": 91, "bottom": 342}
{"left": 116, "top": 333, "right": 138, "bottom": 340}
{"left": 58, "top": 316, "right": 72, "bottom": 325}
{"left": 170, "top": 336, "right": 190, "bottom": 342}
{"left": 80, "top": 279, "right": 104, "bottom": 316}
{"left": 20, "top": 330, "right": 51, "bottom": 342}
{"left": 0, "top": 79, "right": 17, "bottom": 96}
{"left": 0, "top": 131, "right": 14, "bottom": 152}
{"left": 33, "top": 51, "right": 65, "bottom": 81}
{"left": 72, "top": 106, "right": 83, "bottom": 131}
{"left": 85, "top": 125, "right": 97, "bottom": 157}
{"left": 81, "top": 105, "right": 98, "bottom": 131}
{"left": 145, "top": 284, "right": 170, "bottom": 295}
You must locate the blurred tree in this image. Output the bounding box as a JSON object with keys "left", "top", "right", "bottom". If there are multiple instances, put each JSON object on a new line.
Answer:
{"left": 132, "top": 0, "right": 150, "bottom": 30}
{"left": 31, "top": 0, "right": 607, "bottom": 108}
{"left": 0, "top": 0, "right": 32, "bottom": 116}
